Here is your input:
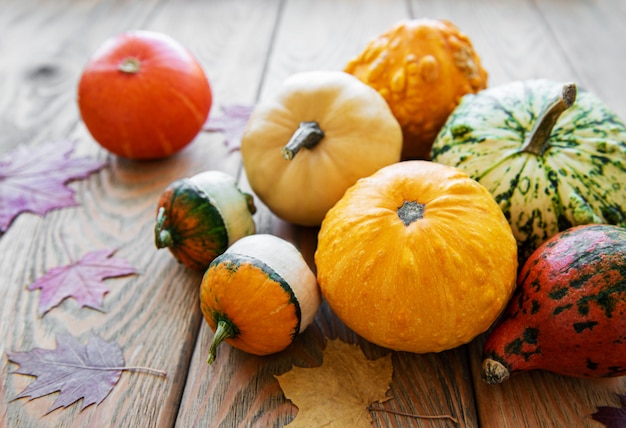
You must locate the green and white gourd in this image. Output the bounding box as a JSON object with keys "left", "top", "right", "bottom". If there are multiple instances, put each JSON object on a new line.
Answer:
{"left": 155, "top": 170, "right": 256, "bottom": 271}
{"left": 431, "top": 79, "right": 626, "bottom": 263}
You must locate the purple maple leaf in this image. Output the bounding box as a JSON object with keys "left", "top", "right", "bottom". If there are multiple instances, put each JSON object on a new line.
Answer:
{"left": 592, "top": 394, "right": 626, "bottom": 427}
{"left": 7, "top": 334, "right": 125, "bottom": 414}
{"left": 203, "top": 104, "right": 255, "bottom": 152}
{"left": 28, "top": 248, "right": 137, "bottom": 316}
{"left": 0, "top": 139, "right": 106, "bottom": 233}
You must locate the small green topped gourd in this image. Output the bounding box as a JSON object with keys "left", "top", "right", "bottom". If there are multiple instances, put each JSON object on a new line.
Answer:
{"left": 154, "top": 170, "right": 256, "bottom": 271}
{"left": 431, "top": 79, "right": 626, "bottom": 263}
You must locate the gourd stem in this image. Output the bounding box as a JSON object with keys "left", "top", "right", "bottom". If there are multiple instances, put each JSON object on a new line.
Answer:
{"left": 118, "top": 57, "right": 141, "bottom": 74}
{"left": 520, "top": 82, "right": 577, "bottom": 156}
{"left": 281, "top": 121, "right": 324, "bottom": 160}
{"left": 208, "top": 320, "right": 238, "bottom": 365}
{"left": 154, "top": 207, "right": 173, "bottom": 248}
{"left": 244, "top": 192, "right": 257, "bottom": 215}
{"left": 482, "top": 358, "right": 511, "bottom": 384}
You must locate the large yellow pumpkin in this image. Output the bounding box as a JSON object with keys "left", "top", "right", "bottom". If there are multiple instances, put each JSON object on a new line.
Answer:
{"left": 344, "top": 19, "right": 488, "bottom": 160}
{"left": 315, "top": 161, "right": 518, "bottom": 353}
{"left": 241, "top": 70, "right": 402, "bottom": 227}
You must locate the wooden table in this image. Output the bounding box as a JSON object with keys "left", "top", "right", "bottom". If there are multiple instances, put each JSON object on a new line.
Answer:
{"left": 2, "top": 0, "right": 625, "bottom": 426}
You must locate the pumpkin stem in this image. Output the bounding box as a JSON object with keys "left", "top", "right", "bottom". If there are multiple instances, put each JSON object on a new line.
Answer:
{"left": 243, "top": 192, "right": 257, "bottom": 215}
{"left": 154, "top": 207, "right": 174, "bottom": 249}
{"left": 520, "top": 82, "right": 577, "bottom": 156}
{"left": 481, "top": 358, "right": 511, "bottom": 384}
{"left": 281, "top": 121, "right": 325, "bottom": 160}
{"left": 208, "top": 319, "right": 239, "bottom": 365}
{"left": 397, "top": 200, "right": 425, "bottom": 226}
{"left": 118, "top": 57, "right": 141, "bottom": 74}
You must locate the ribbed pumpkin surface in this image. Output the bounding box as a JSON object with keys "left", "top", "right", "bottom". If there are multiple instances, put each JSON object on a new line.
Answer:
{"left": 432, "top": 79, "right": 626, "bottom": 263}
{"left": 315, "top": 161, "right": 518, "bottom": 353}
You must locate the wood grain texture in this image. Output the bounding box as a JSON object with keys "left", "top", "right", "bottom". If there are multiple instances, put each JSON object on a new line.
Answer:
{"left": 533, "top": 0, "right": 626, "bottom": 117}
{"left": 0, "top": 0, "right": 254, "bottom": 427}
{"left": 408, "top": 0, "right": 579, "bottom": 86}
{"left": 1, "top": 0, "right": 625, "bottom": 427}
{"left": 468, "top": 335, "right": 626, "bottom": 428}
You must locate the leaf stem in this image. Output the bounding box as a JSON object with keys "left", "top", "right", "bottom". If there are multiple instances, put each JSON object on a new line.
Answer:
{"left": 368, "top": 403, "right": 459, "bottom": 425}
{"left": 118, "top": 366, "right": 168, "bottom": 377}
{"left": 48, "top": 361, "right": 167, "bottom": 377}
{"left": 43, "top": 361, "right": 167, "bottom": 377}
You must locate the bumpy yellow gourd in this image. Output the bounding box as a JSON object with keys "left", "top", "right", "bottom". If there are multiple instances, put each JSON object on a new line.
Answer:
{"left": 345, "top": 19, "right": 488, "bottom": 160}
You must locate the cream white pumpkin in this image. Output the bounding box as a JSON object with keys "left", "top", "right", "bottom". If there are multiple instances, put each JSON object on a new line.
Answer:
{"left": 241, "top": 70, "right": 402, "bottom": 226}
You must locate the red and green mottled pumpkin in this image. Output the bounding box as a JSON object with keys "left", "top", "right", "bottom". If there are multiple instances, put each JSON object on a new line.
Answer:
{"left": 482, "top": 224, "right": 626, "bottom": 384}
{"left": 155, "top": 170, "right": 256, "bottom": 271}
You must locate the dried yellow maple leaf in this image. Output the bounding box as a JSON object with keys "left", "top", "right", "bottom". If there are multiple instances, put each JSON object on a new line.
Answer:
{"left": 276, "top": 339, "right": 393, "bottom": 427}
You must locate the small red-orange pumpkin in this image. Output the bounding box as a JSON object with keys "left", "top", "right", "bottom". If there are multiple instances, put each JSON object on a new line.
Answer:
{"left": 78, "top": 30, "right": 212, "bottom": 160}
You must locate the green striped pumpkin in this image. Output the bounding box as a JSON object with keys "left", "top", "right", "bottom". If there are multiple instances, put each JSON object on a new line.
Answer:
{"left": 431, "top": 79, "right": 626, "bottom": 263}
{"left": 154, "top": 171, "right": 256, "bottom": 271}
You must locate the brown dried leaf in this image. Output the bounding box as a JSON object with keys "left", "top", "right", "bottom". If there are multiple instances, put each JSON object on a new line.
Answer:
{"left": 276, "top": 339, "right": 392, "bottom": 427}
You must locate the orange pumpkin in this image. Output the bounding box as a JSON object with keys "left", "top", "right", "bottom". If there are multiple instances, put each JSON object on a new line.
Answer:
{"left": 200, "top": 234, "right": 321, "bottom": 363}
{"left": 315, "top": 161, "right": 518, "bottom": 353}
{"left": 344, "top": 19, "right": 488, "bottom": 160}
{"left": 78, "top": 30, "right": 212, "bottom": 160}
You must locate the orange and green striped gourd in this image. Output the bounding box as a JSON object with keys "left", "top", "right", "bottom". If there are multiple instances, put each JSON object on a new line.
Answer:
{"left": 200, "top": 234, "right": 321, "bottom": 363}
{"left": 155, "top": 170, "right": 256, "bottom": 271}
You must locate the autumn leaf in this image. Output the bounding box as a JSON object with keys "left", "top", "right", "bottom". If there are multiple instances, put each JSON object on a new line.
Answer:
{"left": 6, "top": 333, "right": 166, "bottom": 414}
{"left": 203, "top": 104, "right": 254, "bottom": 152}
{"left": 592, "top": 394, "right": 626, "bottom": 427}
{"left": 0, "top": 139, "right": 106, "bottom": 233}
{"left": 276, "top": 339, "right": 393, "bottom": 427}
{"left": 27, "top": 248, "right": 137, "bottom": 316}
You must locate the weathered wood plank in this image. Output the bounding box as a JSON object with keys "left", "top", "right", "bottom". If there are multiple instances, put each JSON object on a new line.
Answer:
{"left": 469, "top": 335, "right": 626, "bottom": 428}
{"left": 1, "top": 1, "right": 169, "bottom": 426}
{"left": 408, "top": 0, "right": 579, "bottom": 87}
{"left": 2, "top": 0, "right": 625, "bottom": 427}
{"left": 533, "top": 0, "right": 626, "bottom": 118}
{"left": 0, "top": 0, "right": 166, "bottom": 155}
{"left": 468, "top": 1, "right": 626, "bottom": 426}
{"left": 1, "top": 0, "right": 278, "bottom": 427}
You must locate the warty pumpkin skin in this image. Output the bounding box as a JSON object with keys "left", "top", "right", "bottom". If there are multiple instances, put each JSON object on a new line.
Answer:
{"left": 315, "top": 160, "right": 518, "bottom": 353}
{"left": 155, "top": 170, "right": 256, "bottom": 271}
{"left": 240, "top": 70, "right": 402, "bottom": 227}
{"left": 432, "top": 80, "right": 626, "bottom": 264}
{"left": 482, "top": 224, "right": 626, "bottom": 384}
{"left": 344, "top": 18, "right": 488, "bottom": 160}
{"left": 200, "top": 234, "right": 321, "bottom": 363}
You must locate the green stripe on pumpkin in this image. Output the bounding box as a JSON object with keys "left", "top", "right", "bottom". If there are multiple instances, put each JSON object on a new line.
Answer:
{"left": 208, "top": 252, "right": 303, "bottom": 341}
